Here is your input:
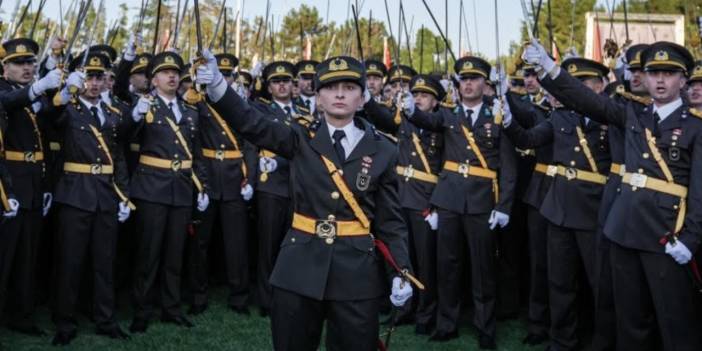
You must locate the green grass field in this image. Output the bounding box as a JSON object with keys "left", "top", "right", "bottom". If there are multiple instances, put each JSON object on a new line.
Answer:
{"left": 0, "top": 288, "right": 543, "bottom": 351}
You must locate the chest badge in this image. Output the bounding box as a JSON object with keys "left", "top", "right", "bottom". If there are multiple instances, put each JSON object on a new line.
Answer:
{"left": 669, "top": 147, "right": 680, "bottom": 161}
{"left": 357, "top": 156, "right": 373, "bottom": 191}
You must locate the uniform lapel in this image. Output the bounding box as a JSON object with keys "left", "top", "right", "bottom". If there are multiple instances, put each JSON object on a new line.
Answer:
{"left": 658, "top": 105, "right": 683, "bottom": 132}
{"left": 310, "top": 121, "right": 344, "bottom": 167}
{"left": 345, "top": 119, "right": 377, "bottom": 164}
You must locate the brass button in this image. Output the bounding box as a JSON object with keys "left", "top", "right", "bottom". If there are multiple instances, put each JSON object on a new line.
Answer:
{"left": 411, "top": 152, "right": 417, "bottom": 156}
{"left": 672, "top": 135, "right": 679, "bottom": 140}
{"left": 220, "top": 144, "right": 226, "bottom": 148}
{"left": 291, "top": 237, "right": 296, "bottom": 243}
{"left": 96, "top": 158, "right": 101, "bottom": 162}
{"left": 638, "top": 168, "right": 644, "bottom": 173}
{"left": 643, "top": 153, "right": 649, "bottom": 159}
{"left": 467, "top": 146, "right": 472, "bottom": 150}
{"left": 672, "top": 142, "right": 677, "bottom": 146}
{"left": 331, "top": 191, "right": 340, "bottom": 199}
{"left": 221, "top": 131, "right": 227, "bottom": 135}
{"left": 574, "top": 146, "right": 581, "bottom": 152}
{"left": 338, "top": 170, "right": 343, "bottom": 176}
{"left": 327, "top": 214, "right": 336, "bottom": 221}
{"left": 674, "top": 205, "right": 679, "bottom": 210}
{"left": 175, "top": 154, "right": 179, "bottom": 158}
{"left": 570, "top": 161, "right": 576, "bottom": 166}
{"left": 175, "top": 140, "right": 179, "bottom": 144}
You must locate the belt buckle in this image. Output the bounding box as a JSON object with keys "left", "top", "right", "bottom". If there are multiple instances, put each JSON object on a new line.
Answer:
{"left": 171, "top": 160, "right": 182, "bottom": 171}
{"left": 215, "top": 150, "right": 225, "bottom": 161}
{"left": 90, "top": 164, "right": 103, "bottom": 175}
{"left": 24, "top": 151, "right": 35, "bottom": 163}
{"left": 565, "top": 167, "right": 577, "bottom": 181}
{"left": 629, "top": 173, "right": 648, "bottom": 188}
{"left": 546, "top": 165, "right": 558, "bottom": 177}
{"left": 315, "top": 219, "right": 337, "bottom": 244}
{"left": 403, "top": 166, "right": 415, "bottom": 179}
{"left": 457, "top": 163, "right": 469, "bottom": 178}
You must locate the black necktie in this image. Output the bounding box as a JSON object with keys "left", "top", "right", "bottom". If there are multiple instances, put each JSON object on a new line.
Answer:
{"left": 465, "top": 109, "right": 474, "bottom": 128}
{"left": 304, "top": 99, "right": 311, "bottom": 110}
{"left": 332, "top": 130, "right": 346, "bottom": 163}
{"left": 653, "top": 112, "right": 661, "bottom": 137}
{"left": 284, "top": 106, "right": 292, "bottom": 116}
{"left": 90, "top": 106, "right": 101, "bottom": 126}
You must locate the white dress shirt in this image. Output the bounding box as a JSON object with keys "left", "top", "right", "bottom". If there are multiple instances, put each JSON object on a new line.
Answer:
{"left": 301, "top": 95, "right": 316, "bottom": 113}
{"left": 158, "top": 94, "right": 182, "bottom": 123}
{"left": 462, "top": 102, "right": 483, "bottom": 126}
{"left": 79, "top": 96, "right": 105, "bottom": 126}
{"left": 652, "top": 98, "right": 683, "bottom": 123}
{"left": 327, "top": 120, "right": 364, "bottom": 158}
{"left": 274, "top": 100, "right": 294, "bottom": 115}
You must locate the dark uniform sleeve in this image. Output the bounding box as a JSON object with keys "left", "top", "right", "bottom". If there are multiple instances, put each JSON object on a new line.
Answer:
{"left": 209, "top": 87, "right": 299, "bottom": 159}
{"left": 193, "top": 107, "right": 209, "bottom": 194}
{"left": 506, "top": 91, "right": 541, "bottom": 128}
{"left": 679, "top": 129, "right": 702, "bottom": 254}
{"left": 374, "top": 149, "right": 412, "bottom": 272}
{"left": 503, "top": 118, "right": 555, "bottom": 149}
{"left": 362, "top": 99, "right": 400, "bottom": 134}
{"left": 496, "top": 128, "right": 519, "bottom": 215}
{"left": 243, "top": 140, "right": 258, "bottom": 186}
{"left": 541, "top": 70, "right": 626, "bottom": 128}
{"left": 407, "top": 108, "right": 446, "bottom": 132}
{"left": 112, "top": 132, "right": 130, "bottom": 198}
{"left": 0, "top": 86, "right": 32, "bottom": 111}
{"left": 114, "top": 57, "right": 135, "bottom": 105}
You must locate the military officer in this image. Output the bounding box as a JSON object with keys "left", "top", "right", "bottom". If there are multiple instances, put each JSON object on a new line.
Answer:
{"left": 128, "top": 51, "right": 209, "bottom": 333}
{"left": 687, "top": 61, "right": 702, "bottom": 109}
{"left": 251, "top": 60, "right": 311, "bottom": 316}
{"left": 503, "top": 57, "right": 613, "bottom": 351}
{"left": 403, "top": 56, "right": 518, "bottom": 349}
{"left": 504, "top": 77, "right": 553, "bottom": 346}
{"left": 523, "top": 39, "right": 702, "bottom": 351}
{"left": 0, "top": 38, "right": 62, "bottom": 336}
{"left": 387, "top": 64, "right": 417, "bottom": 99}
{"left": 396, "top": 74, "right": 445, "bottom": 334}
{"left": 49, "top": 51, "right": 132, "bottom": 345}
{"left": 196, "top": 51, "right": 414, "bottom": 351}
{"left": 187, "top": 53, "right": 257, "bottom": 316}
{"left": 294, "top": 60, "right": 319, "bottom": 114}
{"left": 365, "top": 59, "right": 388, "bottom": 101}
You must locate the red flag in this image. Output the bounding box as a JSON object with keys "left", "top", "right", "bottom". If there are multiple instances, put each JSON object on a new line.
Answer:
{"left": 383, "top": 37, "right": 392, "bottom": 69}
{"left": 592, "top": 19, "right": 603, "bottom": 63}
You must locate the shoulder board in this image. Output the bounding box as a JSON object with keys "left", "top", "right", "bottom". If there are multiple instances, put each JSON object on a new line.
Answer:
{"left": 617, "top": 90, "right": 652, "bottom": 106}
{"left": 440, "top": 101, "right": 457, "bottom": 109}
{"left": 689, "top": 108, "right": 702, "bottom": 119}
{"left": 297, "top": 105, "right": 310, "bottom": 114}
{"left": 183, "top": 103, "right": 198, "bottom": 111}
{"left": 257, "top": 97, "right": 271, "bottom": 105}
{"left": 106, "top": 104, "right": 122, "bottom": 115}
{"left": 183, "top": 88, "right": 203, "bottom": 105}
{"left": 295, "top": 113, "right": 314, "bottom": 123}
{"left": 380, "top": 99, "right": 394, "bottom": 108}
{"left": 375, "top": 129, "right": 398, "bottom": 144}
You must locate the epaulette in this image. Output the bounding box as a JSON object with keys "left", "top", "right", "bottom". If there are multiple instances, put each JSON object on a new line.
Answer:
{"left": 257, "top": 97, "right": 271, "bottom": 105}
{"left": 294, "top": 113, "right": 315, "bottom": 124}
{"left": 440, "top": 101, "right": 457, "bottom": 109}
{"left": 380, "top": 99, "right": 394, "bottom": 108}
{"left": 297, "top": 105, "right": 310, "bottom": 114}
{"left": 375, "top": 129, "right": 398, "bottom": 144}
{"left": 183, "top": 88, "right": 203, "bottom": 105}
{"left": 689, "top": 108, "right": 702, "bottom": 119}
{"left": 616, "top": 89, "right": 652, "bottom": 106}
{"left": 106, "top": 104, "right": 122, "bottom": 115}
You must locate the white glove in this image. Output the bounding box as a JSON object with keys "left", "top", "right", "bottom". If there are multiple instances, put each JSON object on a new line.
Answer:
{"left": 117, "top": 202, "right": 131, "bottom": 223}
{"left": 665, "top": 241, "right": 693, "bottom": 265}
{"left": 390, "top": 276, "right": 413, "bottom": 307}
{"left": 363, "top": 89, "right": 371, "bottom": 104}
{"left": 402, "top": 92, "right": 415, "bottom": 116}
{"left": 250, "top": 61, "right": 265, "bottom": 79}
{"left": 494, "top": 97, "right": 512, "bottom": 126}
{"left": 259, "top": 157, "right": 278, "bottom": 173}
{"left": 123, "top": 33, "right": 141, "bottom": 61}
{"left": 197, "top": 49, "right": 227, "bottom": 102}
{"left": 132, "top": 96, "right": 151, "bottom": 122}
{"left": 42, "top": 192, "right": 53, "bottom": 217}
{"left": 498, "top": 69, "right": 508, "bottom": 96}
{"left": 31, "top": 69, "right": 62, "bottom": 97}
{"left": 65, "top": 71, "right": 85, "bottom": 92}
{"left": 522, "top": 39, "right": 556, "bottom": 74}
{"left": 488, "top": 210, "right": 510, "bottom": 230}
{"left": 240, "top": 183, "right": 254, "bottom": 201}
{"left": 439, "top": 78, "right": 451, "bottom": 92}
{"left": 424, "top": 211, "right": 438, "bottom": 230}
{"left": 45, "top": 54, "right": 58, "bottom": 70}
{"left": 3, "top": 198, "right": 19, "bottom": 218}
{"left": 197, "top": 192, "right": 210, "bottom": 212}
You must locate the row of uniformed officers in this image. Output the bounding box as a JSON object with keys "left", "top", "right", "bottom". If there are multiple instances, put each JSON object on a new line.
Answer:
{"left": 0, "top": 31, "right": 701, "bottom": 351}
